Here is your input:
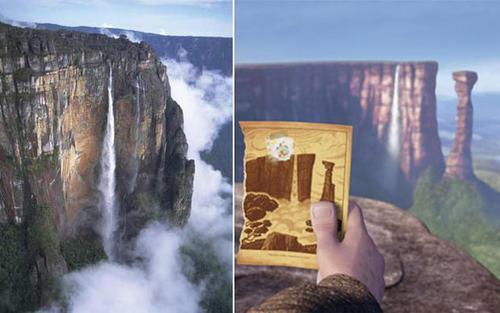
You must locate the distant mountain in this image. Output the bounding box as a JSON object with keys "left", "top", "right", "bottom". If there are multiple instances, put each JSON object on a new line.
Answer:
{"left": 36, "top": 23, "right": 232, "bottom": 75}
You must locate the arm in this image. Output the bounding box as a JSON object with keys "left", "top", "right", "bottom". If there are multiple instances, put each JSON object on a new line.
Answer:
{"left": 248, "top": 273, "right": 382, "bottom": 313}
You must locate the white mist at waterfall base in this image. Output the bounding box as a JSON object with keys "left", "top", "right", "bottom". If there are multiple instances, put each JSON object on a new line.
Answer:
{"left": 388, "top": 64, "right": 401, "bottom": 160}
{"left": 44, "top": 60, "right": 232, "bottom": 313}
{"left": 97, "top": 66, "right": 118, "bottom": 261}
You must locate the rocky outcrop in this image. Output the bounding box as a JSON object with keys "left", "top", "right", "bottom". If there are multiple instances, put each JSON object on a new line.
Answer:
{"left": 234, "top": 184, "right": 500, "bottom": 313}
{"left": 236, "top": 62, "right": 444, "bottom": 207}
{"left": 0, "top": 22, "right": 193, "bottom": 235}
{"left": 0, "top": 23, "right": 194, "bottom": 304}
{"left": 444, "top": 71, "right": 477, "bottom": 180}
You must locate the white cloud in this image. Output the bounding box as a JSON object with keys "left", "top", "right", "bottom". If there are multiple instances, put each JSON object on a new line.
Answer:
{"left": 99, "top": 27, "right": 119, "bottom": 38}
{"left": 53, "top": 224, "right": 200, "bottom": 313}
{"left": 437, "top": 59, "right": 500, "bottom": 98}
{"left": 163, "top": 58, "right": 232, "bottom": 269}
{"left": 120, "top": 30, "right": 142, "bottom": 43}
{"left": 98, "top": 28, "right": 143, "bottom": 43}
{"left": 162, "top": 58, "right": 232, "bottom": 240}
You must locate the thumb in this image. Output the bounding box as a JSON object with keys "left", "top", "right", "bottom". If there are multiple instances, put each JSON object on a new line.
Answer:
{"left": 311, "top": 201, "right": 338, "bottom": 248}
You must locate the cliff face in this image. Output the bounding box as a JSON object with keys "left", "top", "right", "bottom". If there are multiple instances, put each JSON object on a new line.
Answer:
{"left": 236, "top": 62, "right": 444, "bottom": 207}
{"left": 32, "top": 23, "right": 233, "bottom": 179}
{"left": 0, "top": 23, "right": 193, "bottom": 243}
{"left": 444, "top": 71, "right": 477, "bottom": 180}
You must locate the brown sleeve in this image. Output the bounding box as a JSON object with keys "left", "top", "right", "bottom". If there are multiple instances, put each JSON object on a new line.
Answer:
{"left": 248, "top": 274, "right": 383, "bottom": 313}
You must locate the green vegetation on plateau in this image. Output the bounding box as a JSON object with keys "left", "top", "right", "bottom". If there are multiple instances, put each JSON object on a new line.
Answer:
{"left": 410, "top": 167, "right": 500, "bottom": 278}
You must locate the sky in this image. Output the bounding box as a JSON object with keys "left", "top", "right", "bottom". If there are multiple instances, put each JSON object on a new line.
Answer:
{"left": 236, "top": 0, "right": 500, "bottom": 97}
{"left": 0, "top": 0, "right": 232, "bottom": 37}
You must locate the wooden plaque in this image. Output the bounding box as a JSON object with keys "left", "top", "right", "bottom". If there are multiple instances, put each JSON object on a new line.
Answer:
{"left": 237, "top": 121, "right": 352, "bottom": 269}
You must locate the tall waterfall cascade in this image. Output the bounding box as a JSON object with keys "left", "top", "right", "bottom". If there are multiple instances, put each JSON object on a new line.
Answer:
{"left": 98, "top": 65, "right": 118, "bottom": 260}
{"left": 388, "top": 64, "right": 401, "bottom": 159}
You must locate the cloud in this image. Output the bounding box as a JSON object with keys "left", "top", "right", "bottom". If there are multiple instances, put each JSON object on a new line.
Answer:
{"left": 99, "top": 27, "right": 119, "bottom": 38}
{"left": 0, "top": 12, "right": 36, "bottom": 28}
{"left": 163, "top": 56, "right": 233, "bottom": 273}
{"left": 162, "top": 57, "right": 232, "bottom": 244}
{"left": 52, "top": 224, "right": 200, "bottom": 313}
{"left": 43, "top": 59, "right": 232, "bottom": 312}
{"left": 98, "top": 27, "right": 143, "bottom": 43}
{"left": 120, "top": 30, "right": 142, "bottom": 43}
{"left": 437, "top": 59, "right": 500, "bottom": 98}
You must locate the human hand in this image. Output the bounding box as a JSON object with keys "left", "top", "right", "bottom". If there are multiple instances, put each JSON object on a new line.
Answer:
{"left": 310, "top": 201, "right": 385, "bottom": 303}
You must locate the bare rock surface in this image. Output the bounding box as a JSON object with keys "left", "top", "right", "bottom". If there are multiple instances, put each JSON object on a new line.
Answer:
{"left": 445, "top": 71, "right": 478, "bottom": 181}
{"left": 234, "top": 184, "right": 500, "bottom": 313}
{"left": 0, "top": 22, "right": 194, "bottom": 235}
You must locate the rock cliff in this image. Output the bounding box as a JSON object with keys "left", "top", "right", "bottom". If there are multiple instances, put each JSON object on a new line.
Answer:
{"left": 234, "top": 184, "right": 500, "bottom": 313}
{"left": 444, "top": 71, "right": 477, "bottom": 180}
{"left": 236, "top": 62, "right": 444, "bottom": 207}
{"left": 0, "top": 22, "right": 193, "bottom": 307}
{"left": 34, "top": 23, "right": 233, "bottom": 179}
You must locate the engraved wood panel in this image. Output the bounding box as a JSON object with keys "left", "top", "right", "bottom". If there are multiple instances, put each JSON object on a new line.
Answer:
{"left": 297, "top": 154, "right": 315, "bottom": 202}
{"left": 245, "top": 155, "right": 295, "bottom": 200}
{"left": 320, "top": 161, "right": 335, "bottom": 202}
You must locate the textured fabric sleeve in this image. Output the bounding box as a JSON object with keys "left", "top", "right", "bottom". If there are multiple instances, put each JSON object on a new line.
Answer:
{"left": 248, "top": 274, "right": 383, "bottom": 313}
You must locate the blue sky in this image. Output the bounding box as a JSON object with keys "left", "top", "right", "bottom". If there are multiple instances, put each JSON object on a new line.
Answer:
{"left": 0, "top": 0, "right": 232, "bottom": 37}
{"left": 236, "top": 0, "right": 500, "bottom": 97}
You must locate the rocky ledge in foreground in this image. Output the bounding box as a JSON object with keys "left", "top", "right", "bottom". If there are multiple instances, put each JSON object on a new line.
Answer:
{"left": 234, "top": 184, "right": 500, "bottom": 313}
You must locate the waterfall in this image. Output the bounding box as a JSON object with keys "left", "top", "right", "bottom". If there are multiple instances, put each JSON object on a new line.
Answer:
{"left": 98, "top": 64, "right": 118, "bottom": 260}
{"left": 388, "top": 64, "right": 401, "bottom": 159}
{"left": 129, "top": 76, "right": 142, "bottom": 193}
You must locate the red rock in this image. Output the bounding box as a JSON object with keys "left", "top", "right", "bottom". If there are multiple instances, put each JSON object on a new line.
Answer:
{"left": 444, "top": 71, "right": 478, "bottom": 180}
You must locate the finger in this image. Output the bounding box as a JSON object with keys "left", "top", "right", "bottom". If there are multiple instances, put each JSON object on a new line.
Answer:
{"left": 311, "top": 201, "right": 338, "bottom": 247}
{"left": 348, "top": 200, "right": 357, "bottom": 214}
{"left": 344, "top": 203, "right": 368, "bottom": 242}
